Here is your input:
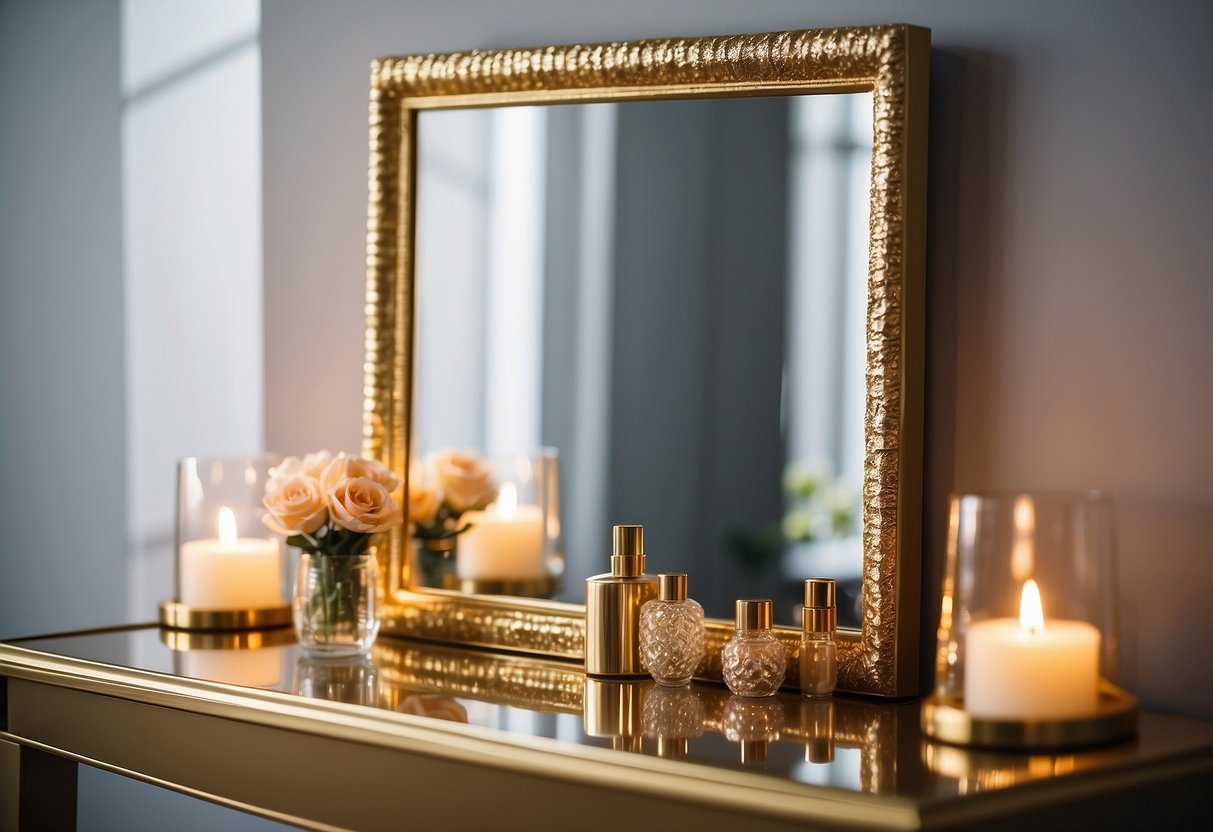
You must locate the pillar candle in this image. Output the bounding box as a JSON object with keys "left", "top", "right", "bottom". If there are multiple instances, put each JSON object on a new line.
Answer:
{"left": 179, "top": 507, "right": 284, "bottom": 609}
{"left": 964, "top": 579, "right": 1100, "bottom": 719}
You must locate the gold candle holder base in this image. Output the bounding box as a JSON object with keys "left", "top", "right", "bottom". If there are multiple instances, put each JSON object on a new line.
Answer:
{"left": 442, "top": 576, "right": 561, "bottom": 598}
{"left": 159, "top": 600, "right": 293, "bottom": 632}
{"left": 922, "top": 682, "right": 1138, "bottom": 750}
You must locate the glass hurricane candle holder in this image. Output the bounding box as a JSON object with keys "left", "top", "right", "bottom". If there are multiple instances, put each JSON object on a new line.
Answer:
{"left": 455, "top": 448, "right": 563, "bottom": 597}
{"left": 923, "top": 491, "right": 1137, "bottom": 749}
{"left": 160, "top": 456, "right": 291, "bottom": 631}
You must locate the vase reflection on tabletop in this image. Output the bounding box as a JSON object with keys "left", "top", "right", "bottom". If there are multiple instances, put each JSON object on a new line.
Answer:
{"left": 294, "top": 654, "right": 380, "bottom": 707}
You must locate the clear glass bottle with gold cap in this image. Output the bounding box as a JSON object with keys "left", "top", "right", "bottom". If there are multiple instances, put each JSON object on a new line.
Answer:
{"left": 584, "top": 525, "right": 659, "bottom": 677}
{"left": 800, "top": 578, "right": 838, "bottom": 698}
{"left": 639, "top": 573, "right": 705, "bottom": 686}
{"left": 722, "top": 599, "right": 787, "bottom": 697}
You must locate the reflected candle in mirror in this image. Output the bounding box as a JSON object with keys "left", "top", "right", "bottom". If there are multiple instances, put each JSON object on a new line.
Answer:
{"left": 964, "top": 579, "right": 1101, "bottom": 719}
{"left": 457, "top": 483, "right": 545, "bottom": 580}
{"left": 179, "top": 507, "right": 284, "bottom": 609}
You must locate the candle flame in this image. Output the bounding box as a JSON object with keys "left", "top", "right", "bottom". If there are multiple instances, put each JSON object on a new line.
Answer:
{"left": 497, "top": 482, "right": 517, "bottom": 518}
{"left": 1019, "top": 578, "right": 1044, "bottom": 634}
{"left": 218, "top": 506, "right": 239, "bottom": 548}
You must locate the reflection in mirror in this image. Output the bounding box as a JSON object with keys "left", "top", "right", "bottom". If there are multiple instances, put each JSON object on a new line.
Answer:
{"left": 413, "top": 93, "right": 873, "bottom": 629}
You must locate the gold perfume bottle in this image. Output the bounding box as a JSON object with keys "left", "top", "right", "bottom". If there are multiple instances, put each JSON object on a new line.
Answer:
{"left": 585, "top": 525, "right": 659, "bottom": 677}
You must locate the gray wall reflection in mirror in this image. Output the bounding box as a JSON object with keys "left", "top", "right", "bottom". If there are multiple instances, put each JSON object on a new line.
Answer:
{"left": 413, "top": 94, "right": 872, "bottom": 629}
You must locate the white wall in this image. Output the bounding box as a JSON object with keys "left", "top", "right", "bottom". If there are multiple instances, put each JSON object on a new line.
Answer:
{"left": 122, "top": 0, "right": 265, "bottom": 622}
{"left": 261, "top": 0, "right": 1213, "bottom": 717}
{"left": 0, "top": 0, "right": 128, "bottom": 638}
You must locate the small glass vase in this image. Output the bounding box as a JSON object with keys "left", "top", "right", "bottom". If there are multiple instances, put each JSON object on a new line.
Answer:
{"left": 293, "top": 553, "right": 380, "bottom": 657}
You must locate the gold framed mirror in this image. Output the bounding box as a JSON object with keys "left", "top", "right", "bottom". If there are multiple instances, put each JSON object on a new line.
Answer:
{"left": 364, "top": 24, "right": 928, "bottom": 696}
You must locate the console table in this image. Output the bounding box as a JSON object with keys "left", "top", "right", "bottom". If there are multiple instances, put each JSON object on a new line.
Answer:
{"left": 2, "top": 625, "right": 1209, "bottom": 830}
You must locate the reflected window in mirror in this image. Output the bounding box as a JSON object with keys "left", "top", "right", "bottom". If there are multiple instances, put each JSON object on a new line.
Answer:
{"left": 414, "top": 94, "right": 873, "bottom": 629}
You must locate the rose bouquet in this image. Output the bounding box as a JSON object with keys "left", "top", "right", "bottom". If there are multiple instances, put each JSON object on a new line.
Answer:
{"left": 262, "top": 451, "right": 404, "bottom": 556}
{"left": 263, "top": 451, "right": 404, "bottom": 654}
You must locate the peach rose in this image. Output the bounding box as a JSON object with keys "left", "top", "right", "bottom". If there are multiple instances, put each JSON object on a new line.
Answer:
{"left": 427, "top": 449, "right": 494, "bottom": 512}
{"left": 320, "top": 454, "right": 403, "bottom": 496}
{"left": 262, "top": 475, "right": 329, "bottom": 535}
{"left": 407, "top": 460, "right": 442, "bottom": 525}
{"left": 267, "top": 451, "right": 332, "bottom": 492}
{"left": 328, "top": 477, "right": 403, "bottom": 533}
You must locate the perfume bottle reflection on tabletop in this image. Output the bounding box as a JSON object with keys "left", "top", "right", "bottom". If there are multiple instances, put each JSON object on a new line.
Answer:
{"left": 801, "top": 698, "right": 836, "bottom": 764}
{"left": 724, "top": 695, "right": 784, "bottom": 766}
{"left": 294, "top": 655, "right": 380, "bottom": 707}
{"left": 584, "top": 677, "right": 652, "bottom": 753}
{"left": 642, "top": 684, "right": 706, "bottom": 759}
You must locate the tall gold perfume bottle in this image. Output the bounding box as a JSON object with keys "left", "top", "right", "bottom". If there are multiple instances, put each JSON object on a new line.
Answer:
{"left": 585, "top": 525, "right": 659, "bottom": 677}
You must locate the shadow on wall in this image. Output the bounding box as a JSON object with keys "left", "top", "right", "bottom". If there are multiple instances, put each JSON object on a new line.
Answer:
{"left": 920, "top": 46, "right": 1012, "bottom": 695}
{"left": 1113, "top": 495, "right": 1213, "bottom": 719}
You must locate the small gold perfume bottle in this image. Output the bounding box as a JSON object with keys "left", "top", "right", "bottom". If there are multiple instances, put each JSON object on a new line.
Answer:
{"left": 585, "top": 525, "right": 659, "bottom": 677}
{"left": 800, "top": 578, "right": 838, "bottom": 698}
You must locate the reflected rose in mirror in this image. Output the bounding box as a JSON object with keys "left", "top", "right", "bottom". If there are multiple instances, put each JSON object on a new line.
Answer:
{"left": 398, "top": 694, "right": 470, "bottom": 723}
{"left": 407, "top": 459, "right": 443, "bottom": 525}
{"left": 427, "top": 449, "right": 495, "bottom": 513}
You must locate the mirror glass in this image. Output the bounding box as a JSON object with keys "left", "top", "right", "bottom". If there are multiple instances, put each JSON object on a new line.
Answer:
{"left": 412, "top": 93, "right": 872, "bottom": 629}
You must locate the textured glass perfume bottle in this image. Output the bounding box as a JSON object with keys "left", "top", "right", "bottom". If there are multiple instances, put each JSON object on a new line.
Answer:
{"left": 639, "top": 573, "right": 705, "bottom": 686}
{"left": 722, "top": 599, "right": 787, "bottom": 697}
{"left": 800, "top": 578, "right": 838, "bottom": 698}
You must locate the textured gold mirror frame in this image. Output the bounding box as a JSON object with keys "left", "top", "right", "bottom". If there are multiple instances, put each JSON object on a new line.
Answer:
{"left": 364, "top": 24, "right": 928, "bottom": 697}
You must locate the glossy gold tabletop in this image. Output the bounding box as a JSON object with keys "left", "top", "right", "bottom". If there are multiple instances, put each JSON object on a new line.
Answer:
{"left": 2, "top": 626, "right": 1210, "bottom": 831}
